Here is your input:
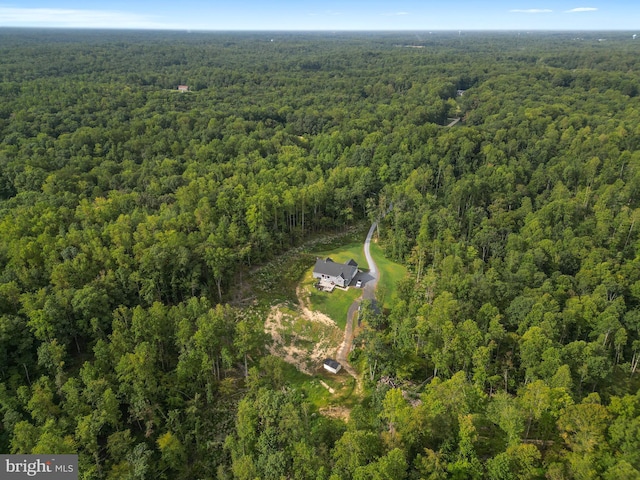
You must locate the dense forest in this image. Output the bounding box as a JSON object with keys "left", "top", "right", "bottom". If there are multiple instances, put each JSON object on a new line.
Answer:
{"left": 1, "top": 29, "right": 640, "bottom": 479}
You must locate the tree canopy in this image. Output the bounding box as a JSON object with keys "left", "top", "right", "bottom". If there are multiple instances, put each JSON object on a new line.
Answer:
{"left": 1, "top": 29, "right": 640, "bottom": 478}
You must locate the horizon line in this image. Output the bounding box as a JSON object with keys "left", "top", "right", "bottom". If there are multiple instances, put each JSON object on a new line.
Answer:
{"left": 0, "top": 26, "right": 638, "bottom": 33}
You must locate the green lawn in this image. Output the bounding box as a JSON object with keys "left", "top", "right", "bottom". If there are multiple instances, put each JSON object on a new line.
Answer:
{"left": 280, "top": 362, "right": 332, "bottom": 406}
{"left": 305, "top": 233, "right": 407, "bottom": 324}
{"left": 312, "top": 241, "right": 369, "bottom": 270}
{"left": 309, "top": 285, "right": 361, "bottom": 330}
{"left": 369, "top": 241, "right": 408, "bottom": 310}
{"left": 302, "top": 269, "right": 360, "bottom": 330}
{"left": 280, "top": 357, "right": 358, "bottom": 410}
{"left": 304, "top": 234, "right": 369, "bottom": 330}
{"left": 249, "top": 225, "right": 369, "bottom": 306}
{"left": 306, "top": 241, "right": 369, "bottom": 329}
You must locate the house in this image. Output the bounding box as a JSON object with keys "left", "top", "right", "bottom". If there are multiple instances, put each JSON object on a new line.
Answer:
{"left": 313, "top": 257, "right": 358, "bottom": 288}
{"left": 323, "top": 358, "right": 342, "bottom": 374}
{"left": 178, "top": 85, "right": 189, "bottom": 92}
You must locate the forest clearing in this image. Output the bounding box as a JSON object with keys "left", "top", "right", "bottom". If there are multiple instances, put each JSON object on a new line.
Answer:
{"left": 264, "top": 300, "right": 341, "bottom": 376}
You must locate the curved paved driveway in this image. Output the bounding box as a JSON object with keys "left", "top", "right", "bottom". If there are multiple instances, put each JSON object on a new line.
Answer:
{"left": 362, "top": 222, "right": 379, "bottom": 301}
{"left": 336, "top": 221, "right": 379, "bottom": 381}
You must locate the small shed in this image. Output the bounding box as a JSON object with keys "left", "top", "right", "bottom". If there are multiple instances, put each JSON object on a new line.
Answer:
{"left": 178, "top": 85, "right": 189, "bottom": 92}
{"left": 323, "top": 358, "right": 342, "bottom": 374}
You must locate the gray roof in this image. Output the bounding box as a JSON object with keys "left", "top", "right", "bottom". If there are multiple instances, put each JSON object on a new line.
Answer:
{"left": 313, "top": 257, "right": 358, "bottom": 279}
{"left": 324, "top": 358, "right": 341, "bottom": 369}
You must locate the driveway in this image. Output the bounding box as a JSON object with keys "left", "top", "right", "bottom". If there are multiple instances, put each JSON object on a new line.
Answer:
{"left": 335, "top": 221, "right": 379, "bottom": 382}
{"left": 362, "top": 222, "right": 378, "bottom": 301}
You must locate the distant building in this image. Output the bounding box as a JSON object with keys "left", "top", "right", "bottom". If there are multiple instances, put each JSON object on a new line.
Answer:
{"left": 178, "top": 85, "right": 189, "bottom": 92}
{"left": 313, "top": 258, "right": 358, "bottom": 288}
{"left": 323, "top": 359, "right": 342, "bottom": 374}
{"left": 457, "top": 89, "right": 466, "bottom": 97}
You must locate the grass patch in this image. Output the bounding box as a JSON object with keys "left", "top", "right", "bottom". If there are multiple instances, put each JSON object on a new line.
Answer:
{"left": 369, "top": 241, "right": 408, "bottom": 310}
{"left": 252, "top": 253, "right": 315, "bottom": 304}
{"left": 299, "top": 262, "right": 360, "bottom": 330}
{"left": 305, "top": 223, "right": 369, "bottom": 253}
{"left": 305, "top": 236, "right": 368, "bottom": 329}
{"left": 281, "top": 363, "right": 332, "bottom": 406}
{"left": 329, "top": 374, "right": 358, "bottom": 407}
{"left": 309, "top": 284, "right": 361, "bottom": 330}
{"left": 303, "top": 231, "right": 408, "bottom": 323}
{"left": 312, "top": 241, "right": 369, "bottom": 270}
{"left": 281, "top": 361, "right": 357, "bottom": 410}
{"left": 248, "top": 224, "right": 369, "bottom": 306}
{"left": 281, "top": 303, "right": 335, "bottom": 341}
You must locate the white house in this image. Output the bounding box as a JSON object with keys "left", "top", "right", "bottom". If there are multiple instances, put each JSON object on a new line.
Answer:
{"left": 313, "top": 258, "right": 358, "bottom": 288}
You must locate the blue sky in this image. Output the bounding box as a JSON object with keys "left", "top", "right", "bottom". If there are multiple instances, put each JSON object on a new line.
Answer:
{"left": 0, "top": 1, "right": 638, "bottom": 30}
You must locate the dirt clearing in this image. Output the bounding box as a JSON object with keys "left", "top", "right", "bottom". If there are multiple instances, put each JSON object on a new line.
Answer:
{"left": 264, "top": 299, "right": 342, "bottom": 375}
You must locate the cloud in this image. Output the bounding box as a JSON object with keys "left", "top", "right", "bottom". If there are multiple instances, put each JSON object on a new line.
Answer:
{"left": 382, "top": 12, "right": 410, "bottom": 17}
{"left": 0, "top": 7, "right": 182, "bottom": 29}
{"left": 510, "top": 9, "right": 553, "bottom": 14}
{"left": 565, "top": 7, "right": 598, "bottom": 12}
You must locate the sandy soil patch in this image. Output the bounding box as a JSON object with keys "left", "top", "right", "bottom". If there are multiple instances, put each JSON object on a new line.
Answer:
{"left": 319, "top": 380, "right": 335, "bottom": 394}
{"left": 319, "top": 405, "right": 350, "bottom": 422}
{"left": 264, "top": 302, "right": 342, "bottom": 375}
{"left": 296, "top": 285, "right": 336, "bottom": 327}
